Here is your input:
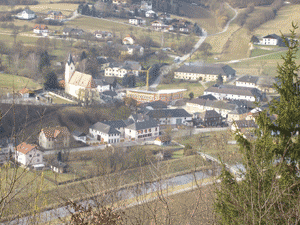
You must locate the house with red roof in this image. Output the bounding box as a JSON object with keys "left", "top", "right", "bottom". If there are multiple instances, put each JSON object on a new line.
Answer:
{"left": 33, "top": 24, "right": 49, "bottom": 34}
{"left": 15, "top": 142, "right": 43, "bottom": 167}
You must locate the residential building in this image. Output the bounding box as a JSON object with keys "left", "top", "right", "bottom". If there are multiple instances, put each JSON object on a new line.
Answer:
{"left": 47, "top": 11, "right": 66, "bottom": 21}
{"left": 19, "top": 88, "right": 34, "bottom": 98}
{"left": 151, "top": 20, "right": 168, "bottom": 31}
{"left": 139, "top": 100, "right": 168, "bottom": 111}
{"left": 204, "top": 85, "right": 262, "bottom": 102}
{"left": 126, "top": 89, "right": 186, "bottom": 103}
{"left": 174, "top": 64, "right": 236, "bottom": 82}
{"left": 39, "top": 126, "right": 71, "bottom": 149}
{"left": 16, "top": 9, "right": 36, "bottom": 20}
{"left": 63, "top": 28, "right": 84, "bottom": 36}
{"left": 65, "top": 54, "right": 96, "bottom": 98}
{"left": 33, "top": 24, "right": 49, "bottom": 34}
{"left": 198, "top": 110, "right": 222, "bottom": 127}
{"left": 231, "top": 120, "right": 258, "bottom": 132}
{"left": 154, "top": 136, "right": 171, "bottom": 146}
{"left": 236, "top": 75, "right": 259, "bottom": 88}
{"left": 185, "top": 98, "right": 236, "bottom": 118}
{"left": 102, "top": 120, "right": 127, "bottom": 137}
{"left": 15, "top": 142, "right": 43, "bottom": 167}
{"left": 262, "top": 34, "right": 284, "bottom": 46}
{"left": 129, "top": 17, "right": 145, "bottom": 25}
{"left": 97, "top": 56, "right": 116, "bottom": 70}
{"left": 120, "top": 44, "right": 144, "bottom": 56}
{"left": 146, "top": 109, "right": 192, "bottom": 126}
{"left": 89, "top": 122, "right": 120, "bottom": 144}
{"left": 94, "top": 79, "right": 111, "bottom": 92}
{"left": 50, "top": 161, "right": 68, "bottom": 173}
{"left": 125, "top": 119, "right": 159, "bottom": 140}
{"left": 227, "top": 108, "right": 250, "bottom": 123}
{"left": 94, "top": 30, "right": 112, "bottom": 39}
{"left": 145, "top": 10, "right": 157, "bottom": 18}
{"left": 123, "top": 34, "right": 137, "bottom": 45}
{"left": 104, "top": 61, "right": 141, "bottom": 77}
{"left": 198, "top": 94, "right": 217, "bottom": 101}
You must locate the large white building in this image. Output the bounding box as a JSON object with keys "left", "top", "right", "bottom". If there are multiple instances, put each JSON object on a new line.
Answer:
{"left": 125, "top": 119, "right": 159, "bottom": 140}
{"left": 89, "top": 122, "right": 121, "bottom": 144}
{"left": 104, "top": 61, "right": 141, "bottom": 77}
{"left": 262, "top": 34, "right": 283, "bottom": 46}
{"left": 236, "top": 75, "right": 259, "bottom": 88}
{"left": 16, "top": 9, "right": 36, "bottom": 20}
{"left": 15, "top": 142, "right": 43, "bottom": 167}
{"left": 65, "top": 54, "right": 96, "bottom": 98}
{"left": 146, "top": 109, "right": 193, "bottom": 126}
{"left": 204, "top": 85, "right": 262, "bottom": 102}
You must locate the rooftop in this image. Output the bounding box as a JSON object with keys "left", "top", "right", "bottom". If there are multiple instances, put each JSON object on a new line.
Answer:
{"left": 236, "top": 75, "right": 259, "bottom": 84}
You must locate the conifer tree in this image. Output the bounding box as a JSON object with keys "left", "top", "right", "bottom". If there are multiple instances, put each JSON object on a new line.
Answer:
{"left": 214, "top": 23, "right": 300, "bottom": 224}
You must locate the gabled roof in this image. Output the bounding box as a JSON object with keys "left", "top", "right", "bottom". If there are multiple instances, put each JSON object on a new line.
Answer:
{"left": 90, "top": 122, "right": 120, "bottom": 134}
{"left": 237, "top": 75, "right": 259, "bottom": 84}
{"left": 234, "top": 120, "right": 258, "bottom": 129}
{"left": 23, "top": 9, "right": 35, "bottom": 14}
{"left": 198, "top": 94, "right": 217, "bottom": 101}
{"left": 175, "top": 64, "right": 235, "bottom": 77}
{"left": 102, "top": 90, "right": 117, "bottom": 97}
{"left": 19, "top": 88, "right": 30, "bottom": 94}
{"left": 94, "top": 79, "right": 110, "bottom": 86}
{"left": 41, "top": 126, "right": 70, "bottom": 139}
{"left": 68, "top": 71, "right": 95, "bottom": 88}
{"left": 140, "top": 100, "right": 168, "bottom": 109}
{"left": 67, "top": 53, "right": 74, "bottom": 65}
{"left": 204, "top": 85, "right": 261, "bottom": 98}
{"left": 187, "top": 98, "right": 237, "bottom": 111}
{"left": 16, "top": 142, "right": 37, "bottom": 154}
{"left": 50, "top": 160, "right": 68, "bottom": 168}
{"left": 263, "top": 34, "right": 282, "bottom": 40}
{"left": 126, "top": 119, "right": 158, "bottom": 130}
{"left": 146, "top": 109, "right": 192, "bottom": 119}
{"left": 130, "top": 113, "right": 150, "bottom": 122}
{"left": 204, "top": 110, "right": 221, "bottom": 119}
{"left": 102, "top": 120, "right": 127, "bottom": 129}
{"left": 72, "top": 130, "right": 86, "bottom": 137}
{"left": 33, "top": 24, "right": 48, "bottom": 30}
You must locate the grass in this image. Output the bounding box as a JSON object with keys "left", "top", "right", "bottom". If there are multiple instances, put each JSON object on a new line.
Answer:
{"left": 29, "top": 3, "right": 78, "bottom": 15}
{"left": 172, "top": 149, "right": 184, "bottom": 159}
{"left": 0, "top": 73, "right": 42, "bottom": 93}
{"left": 253, "top": 4, "right": 300, "bottom": 38}
{"left": 156, "top": 82, "right": 205, "bottom": 98}
{"left": 250, "top": 48, "right": 273, "bottom": 57}
{"left": 42, "top": 170, "right": 79, "bottom": 183}
{"left": 49, "top": 94, "right": 75, "bottom": 104}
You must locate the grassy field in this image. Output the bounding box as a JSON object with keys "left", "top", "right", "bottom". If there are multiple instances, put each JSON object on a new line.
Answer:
{"left": 231, "top": 48, "right": 300, "bottom": 76}
{"left": 254, "top": 4, "right": 300, "bottom": 37}
{"left": 0, "top": 73, "right": 42, "bottom": 93}
{"left": 250, "top": 48, "right": 273, "bottom": 57}
{"left": 156, "top": 82, "right": 205, "bottom": 98}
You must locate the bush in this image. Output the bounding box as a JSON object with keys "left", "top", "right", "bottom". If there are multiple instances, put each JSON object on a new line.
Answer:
{"left": 184, "top": 148, "right": 196, "bottom": 156}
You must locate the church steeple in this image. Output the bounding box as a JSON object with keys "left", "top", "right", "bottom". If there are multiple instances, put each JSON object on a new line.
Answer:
{"left": 67, "top": 53, "right": 74, "bottom": 66}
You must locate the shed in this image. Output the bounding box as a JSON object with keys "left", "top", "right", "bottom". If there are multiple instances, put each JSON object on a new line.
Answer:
{"left": 50, "top": 160, "right": 68, "bottom": 173}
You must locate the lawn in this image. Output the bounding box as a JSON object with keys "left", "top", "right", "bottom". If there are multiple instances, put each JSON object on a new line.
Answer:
{"left": 172, "top": 149, "right": 184, "bottom": 159}
{"left": 0, "top": 73, "right": 42, "bottom": 93}
{"left": 42, "top": 169, "right": 79, "bottom": 183}
{"left": 29, "top": 3, "right": 78, "bottom": 15}
{"left": 156, "top": 82, "right": 205, "bottom": 98}
{"left": 49, "top": 95, "right": 75, "bottom": 104}
{"left": 253, "top": 4, "right": 300, "bottom": 37}
{"left": 250, "top": 48, "right": 273, "bottom": 57}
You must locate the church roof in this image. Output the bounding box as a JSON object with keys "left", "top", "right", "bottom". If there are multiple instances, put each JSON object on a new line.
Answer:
{"left": 67, "top": 53, "right": 74, "bottom": 65}
{"left": 68, "top": 71, "right": 95, "bottom": 88}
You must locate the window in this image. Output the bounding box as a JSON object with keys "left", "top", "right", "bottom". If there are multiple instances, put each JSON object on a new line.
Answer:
{"left": 37, "top": 154, "right": 40, "bottom": 157}
{"left": 29, "top": 154, "right": 32, "bottom": 157}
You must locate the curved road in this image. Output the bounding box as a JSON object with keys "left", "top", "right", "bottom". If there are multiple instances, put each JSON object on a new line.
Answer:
{"left": 150, "top": 3, "right": 238, "bottom": 88}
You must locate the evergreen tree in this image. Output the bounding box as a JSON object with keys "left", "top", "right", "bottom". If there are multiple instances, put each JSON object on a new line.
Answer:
{"left": 38, "top": 50, "right": 50, "bottom": 72}
{"left": 214, "top": 23, "right": 300, "bottom": 224}
{"left": 44, "top": 70, "right": 58, "bottom": 90}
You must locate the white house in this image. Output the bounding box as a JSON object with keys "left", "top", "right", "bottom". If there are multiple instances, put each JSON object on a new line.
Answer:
{"left": 145, "top": 10, "right": 157, "bottom": 18}
{"left": 89, "top": 122, "right": 120, "bottom": 144}
{"left": 33, "top": 24, "right": 49, "bottom": 34}
{"left": 262, "top": 34, "right": 283, "bottom": 46}
{"left": 16, "top": 9, "right": 36, "bottom": 20}
{"left": 125, "top": 119, "right": 159, "bottom": 140}
{"left": 146, "top": 109, "right": 193, "bottom": 126}
{"left": 72, "top": 131, "right": 87, "bottom": 143}
{"left": 94, "top": 79, "right": 111, "bottom": 93}
{"left": 204, "top": 85, "right": 262, "bottom": 102}
{"left": 236, "top": 75, "right": 259, "bottom": 88}
{"left": 129, "top": 17, "right": 146, "bottom": 25}
{"left": 15, "top": 142, "right": 43, "bottom": 167}
{"left": 102, "top": 120, "right": 127, "bottom": 137}
{"left": 122, "top": 35, "right": 137, "bottom": 45}
{"left": 104, "top": 61, "right": 141, "bottom": 77}
{"left": 151, "top": 20, "right": 168, "bottom": 31}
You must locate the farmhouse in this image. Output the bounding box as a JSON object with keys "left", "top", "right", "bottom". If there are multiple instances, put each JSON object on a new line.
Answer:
{"left": 174, "top": 64, "right": 236, "bottom": 82}
{"left": 104, "top": 61, "right": 141, "bottom": 77}
{"left": 126, "top": 89, "right": 186, "bottom": 103}
{"left": 47, "top": 11, "right": 66, "bottom": 21}
{"left": 262, "top": 34, "right": 284, "bottom": 46}
{"left": 198, "top": 110, "right": 222, "bottom": 127}
{"left": 129, "top": 17, "right": 145, "bottom": 25}
{"left": 16, "top": 9, "right": 36, "bottom": 20}
{"left": 236, "top": 75, "right": 259, "bottom": 88}
{"left": 204, "top": 85, "right": 262, "bottom": 102}
{"left": 39, "top": 126, "right": 71, "bottom": 150}
{"left": 15, "top": 142, "right": 43, "bottom": 167}
{"left": 123, "top": 34, "right": 137, "bottom": 45}
{"left": 33, "top": 24, "right": 49, "bottom": 34}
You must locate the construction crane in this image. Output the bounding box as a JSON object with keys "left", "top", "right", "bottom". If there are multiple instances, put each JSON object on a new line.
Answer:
{"left": 137, "top": 66, "right": 152, "bottom": 91}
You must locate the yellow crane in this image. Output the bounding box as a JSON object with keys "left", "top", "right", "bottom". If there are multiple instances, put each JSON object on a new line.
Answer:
{"left": 136, "top": 66, "right": 152, "bottom": 91}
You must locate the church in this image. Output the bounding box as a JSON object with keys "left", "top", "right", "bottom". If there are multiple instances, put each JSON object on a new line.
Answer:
{"left": 65, "top": 54, "right": 96, "bottom": 98}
